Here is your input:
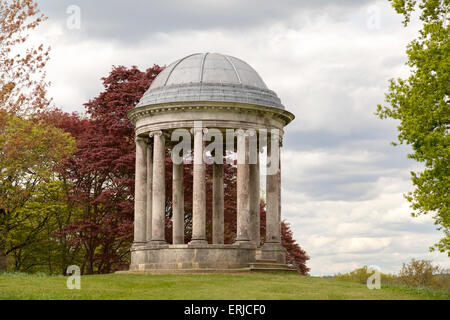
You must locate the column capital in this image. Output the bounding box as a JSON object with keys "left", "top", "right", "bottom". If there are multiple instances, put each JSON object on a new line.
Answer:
{"left": 190, "top": 127, "right": 208, "bottom": 135}
{"left": 149, "top": 130, "right": 163, "bottom": 138}
{"left": 235, "top": 128, "right": 256, "bottom": 137}
{"left": 266, "top": 130, "right": 283, "bottom": 149}
{"left": 269, "top": 130, "right": 282, "bottom": 140}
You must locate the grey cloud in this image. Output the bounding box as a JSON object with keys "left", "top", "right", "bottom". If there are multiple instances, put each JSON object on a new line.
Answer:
{"left": 282, "top": 137, "right": 415, "bottom": 201}
{"left": 283, "top": 128, "right": 397, "bottom": 151}
{"left": 379, "top": 223, "right": 438, "bottom": 234}
{"left": 39, "top": 0, "right": 375, "bottom": 42}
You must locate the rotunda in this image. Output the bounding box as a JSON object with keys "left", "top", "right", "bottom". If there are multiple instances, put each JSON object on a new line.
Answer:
{"left": 127, "top": 52, "right": 295, "bottom": 272}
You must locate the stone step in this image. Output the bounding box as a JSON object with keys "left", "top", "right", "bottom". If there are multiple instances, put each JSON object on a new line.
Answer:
{"left": 249, "top": 261, "right": 298, "bottom": 273}
{"left": 249, "top": 267, "right": 297, "bottom": 273}
{"left": 249, "top": 262, "right": 290, "bottom": 269}
{"left": 254, "top": 259, "right": 277, "bottom": 263}
{"left": 118, "top": 268, "right": 251, "bottom": 274}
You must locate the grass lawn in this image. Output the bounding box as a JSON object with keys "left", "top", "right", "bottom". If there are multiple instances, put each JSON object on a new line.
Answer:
{"left": 0, "top": 272, "right": 448, "bottom": 300}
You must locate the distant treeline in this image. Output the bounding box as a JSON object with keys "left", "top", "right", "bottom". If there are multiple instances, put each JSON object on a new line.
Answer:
{"left": 334, "top": 259, "right": 450, "bottom": 290}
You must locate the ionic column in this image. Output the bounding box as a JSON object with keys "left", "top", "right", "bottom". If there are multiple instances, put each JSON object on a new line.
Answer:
{"left": 190, "top": 127, "right": 207, "bottom": 244}
{"left": 150, "top": 131, "right": 166, "bottom": 244}
{"left": 212, "top": 162, "right": 224, "bottom": 244}
{"left": 278, "top": 138, "right": 282, "bottom": 238}
{"left": 249, "top": 154, "right": 260, "bottom": 246}
{"left": 236, "top": 129, "right": 250, "bottom": 243}
{"left": 172, "top": 162, "right": 184, "bottom": 244}
{"left": 265, "top": 132, "right": 280, "bottom": 243}
{"left": 146, "top": 143, "right": 153, "bottom": 243}
{"left": 133, "top": 137, "right": 147, "bottom": 245}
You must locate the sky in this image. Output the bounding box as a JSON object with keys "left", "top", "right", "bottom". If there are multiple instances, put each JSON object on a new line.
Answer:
{"left": 34, "top": 0, "right": 449, "bottom": 275}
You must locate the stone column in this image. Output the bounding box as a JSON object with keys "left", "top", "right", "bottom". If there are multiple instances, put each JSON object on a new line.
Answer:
{"left": 172, "top": 162, "right": 184, "bottom": 244}
{"left": 278, "top": 137, "right": 282, "bottom": 238}
{"left": 265, "top": 132, "right": 280, "bottom": 244}
{"left": 146, "top": 143, "right": 153, "bottom": 243}
{"left": 190, "top": 127, "right": 207, "bottom": 244}
{"left": 249, "top": 153, "right": 260, "bottom": 246}
{"left": 133, "top": 137, "right": 147, "bottom": 245}
{"left": 236, "top": 130, "right": 250, "bottom": 244}
{"left": 150, "top": 131, "right": 166, "bottom": 244}
{"left": 212, "top": 162, "right": 224, "bottom": 244}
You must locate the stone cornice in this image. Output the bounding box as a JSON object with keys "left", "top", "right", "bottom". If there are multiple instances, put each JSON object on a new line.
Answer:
{"left": 127, "top": 101, "right": 295, "bottom": 127}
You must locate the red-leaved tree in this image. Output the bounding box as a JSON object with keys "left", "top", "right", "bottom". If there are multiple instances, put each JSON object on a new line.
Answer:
{"left": 42, "top": 65, "right": 163, "bottom": 274}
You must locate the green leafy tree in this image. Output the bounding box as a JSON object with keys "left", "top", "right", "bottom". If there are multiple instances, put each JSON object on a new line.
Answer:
{"left": 0, "top": 110, "right": 75, "bottom": 270}
{"left": 7, "top": 178, "right": 84, "bottom": 274}
{"left": 398, "top": 259, "right": 442, "bottom": 287}
{"left": 376, "top": 0, "right": 449, "bottom": 254}
{"left": 334, "top": 266, "right": 396, "bottom": 285}
{"left": 335, "top": 260, "right": 449, "bottom": 290}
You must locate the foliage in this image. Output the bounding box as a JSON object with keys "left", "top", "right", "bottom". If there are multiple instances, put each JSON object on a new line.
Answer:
{"left": 0, "top": 0, "right": 50, "bottom": 114}
{"left": 335, "top": 259, "right": 450, "bottom": 291}
{"left": 38, "top": 65, "right": 164, "bottom": 274}
{"left": 281, "top": 220, "right": 310, "bottom": 275}
{"left": 334, "top": 265, "right": 396, "bottom": 286}
{"left": 398, "top": 258, "right": 449, "bottom": 289}
{"left": 377, "top": 0, "right": 450, "bottom": 254}
{"left": 5, "top": 179, "right": 83, "bottom": 274}
{"left": 0, "top": 110, "right": 75, "bottom": 271}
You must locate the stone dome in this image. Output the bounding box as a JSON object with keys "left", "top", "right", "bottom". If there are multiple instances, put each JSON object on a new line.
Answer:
{"left": 136, "top": 52, "right": 285, "bottom": 109}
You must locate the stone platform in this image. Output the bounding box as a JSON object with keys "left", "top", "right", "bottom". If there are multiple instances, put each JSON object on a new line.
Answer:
{"left": 128, "top": 243, "right": 291, "bottom": 273}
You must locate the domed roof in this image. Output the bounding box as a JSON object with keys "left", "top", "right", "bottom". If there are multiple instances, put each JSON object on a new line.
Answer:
{"left": 136, "top": 53, "right": 285, "bottom": 109}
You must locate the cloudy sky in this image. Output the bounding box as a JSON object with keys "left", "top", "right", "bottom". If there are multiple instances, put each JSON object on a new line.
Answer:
{"left": 34, "top": 0, "right": 448, "bottom": 275}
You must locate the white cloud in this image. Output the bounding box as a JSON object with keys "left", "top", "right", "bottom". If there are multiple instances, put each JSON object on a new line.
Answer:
{"left": 281, "top": 164, "right": 448, "bottom": 275}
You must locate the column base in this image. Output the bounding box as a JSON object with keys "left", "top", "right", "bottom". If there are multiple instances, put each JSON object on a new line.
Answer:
{"left": 173, "top": 238, "right": 185, "bottom": 245}
{"left": 131, "top": 242, "right": 146, "bottom": 250}
{"left": 257, "top": 242, "right": 286, "bottom": 264}
{"left": 189, "top": 239, "right": 208, "bottom": 245}
{"left": 150, "top": 239, "right": 167, "bottom": 245}
{"left": 235, "top": 239, "right": 257, "bottom": 249}
{"left": 129, "top": 244, "right": 259, "bottom": 272}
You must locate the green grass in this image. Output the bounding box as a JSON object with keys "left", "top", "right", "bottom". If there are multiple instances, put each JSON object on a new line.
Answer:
{"left": 0, "top": 272, "right": 447, "bottom": 300}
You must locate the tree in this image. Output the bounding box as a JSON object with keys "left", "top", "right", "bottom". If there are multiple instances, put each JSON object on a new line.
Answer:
{"left": 398, "top": 258, "right": 441, "bottom": 287}
{"left": 335, "top": 259, "right": 450, "bottom": 289}
{"left": 43, "top": 65, "right": 163, "bottom": 274}
{"left": 376, "top": 0, "right": 449, "bottom": 254}
{"left": 6, "top": 179, "right": 83, "bottom": 273}
{"left": 0, "top": 0, "right": 50, "bottom": 114}
{"left": 0, "top": 0, "right": 80, "bottom": 273}
{"left": 335, "top": 266, "right": 396, "bottom": 285}
{"left": 0, "top": 110, "right": 75, "bottom": 270}
{"left": 281, "top": 221, "right": 310, "bottom": 275}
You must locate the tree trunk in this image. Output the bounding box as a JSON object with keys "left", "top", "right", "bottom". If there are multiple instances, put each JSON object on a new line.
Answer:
{"left": 0, "top": 255, "right": 8, "bottom": 271}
